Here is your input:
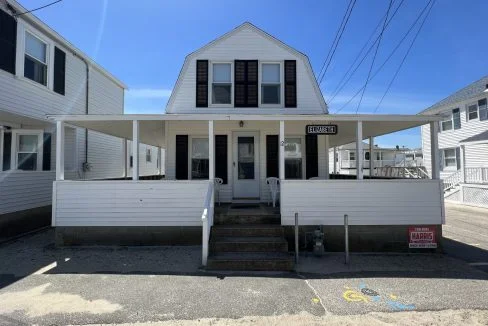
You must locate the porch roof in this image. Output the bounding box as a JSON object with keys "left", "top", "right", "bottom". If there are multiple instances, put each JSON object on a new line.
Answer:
{"left": 46, "top": 113, "right": 443, "bottom": 148}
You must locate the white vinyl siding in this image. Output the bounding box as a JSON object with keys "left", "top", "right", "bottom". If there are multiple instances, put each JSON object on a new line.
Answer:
{"left": 281, "top": 180, "right": 444, "bottom": 225}
{"left": 127, "top": 141, "right": 160, "bottom": 177}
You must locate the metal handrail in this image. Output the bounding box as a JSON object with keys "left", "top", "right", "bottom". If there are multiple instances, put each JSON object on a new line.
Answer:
{"left": 201, "top": 181, "right": 214, "bottom": 266}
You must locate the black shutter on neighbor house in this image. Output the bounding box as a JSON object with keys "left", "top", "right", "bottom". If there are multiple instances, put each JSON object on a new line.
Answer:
{"left": 175, "top": 135, "right": 188, "bottom": 180}
{"left": 2, "top": 132, "right": 11, "bottom": 171}
{"left": 215, "top": 135, "right": 227, "bottom": 184}
{"left": 284, "top": 60, "right": 297, "bottom": 108}
{"left": 235, "top": 60, "right": 258, "bottom": 107}
{"left": 266, "top": 135, "right": 279, "bottom": 178}
{"left": 196, "top": 60, "right": 208, "bottom": 107}
{"left": 305, "top": 134, "right": 318, "bottom": 179}
{"left": 0, "top": 9, "right": 17, "bottom": 75}
{"left": 53, "top": 47, "right": 66, "bottom": 95}
{"left": 42, "top": 133, "right": 51, "bottom": 171}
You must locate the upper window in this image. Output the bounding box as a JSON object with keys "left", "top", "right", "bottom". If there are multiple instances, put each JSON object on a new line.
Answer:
{"left": 479, "top": 98, "right": 488, "bottom": 121}
{"left": 441, "top": 118, "right": 453, "bottom": 131}
{"left": 375, "top": 152, "right": 382, "bottom": 161}
{"left": 24, "top": 32, "right": 48, "bottom": 86}
{"left": 261, "top": 63, "right": 281, "bottom": 104}
{"left": 442, "top": 148, "right": 459, "bottom": 170}
{"left": 16, "top": 133, "right": 40, "bottom": 170}
{"left": 452, "top": 108, "right": 461, "bottom": 130}
{"left": 467, "top": 103, "right": 478, "bottom": 120}
{"left": 284, "top": 138, "right": 302, "bottom": 179}
{"left": 191, "top": 138, "right": 209, "bottom": 179}
{"left": 212, "top": 63, "right": 231, "bottom": 104}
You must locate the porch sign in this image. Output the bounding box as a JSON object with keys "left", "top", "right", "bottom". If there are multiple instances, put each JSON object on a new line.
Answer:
{"left": 306, "top": 124, "right": 338, "bottom": 135}
{"left": 408, "top": 226, "right": 437, "bottom": 248}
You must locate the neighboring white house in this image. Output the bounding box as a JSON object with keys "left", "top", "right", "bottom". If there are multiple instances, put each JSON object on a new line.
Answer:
{"left": 329, "top": 142, "right": 425, "bottom": 177}
{"left": 0, "top": 1, "right": 162, "bottom": 239}
{"left": 420, "top": 76, "right": 488, "bottom": 208}
{"left": 48, "top": 23, "right": 444, "bottom": 268}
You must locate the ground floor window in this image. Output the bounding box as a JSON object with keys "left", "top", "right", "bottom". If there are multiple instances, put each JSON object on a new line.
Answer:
{"left": 442, "top": 148, "right": 458, "bottom": 170}
{"left": 284, "top": 137, "right": 302, "bottom": 179}
{"left": 12, "top": 131, "right": 43, "bottom": 171}
{"left": 191, "top": 138, "right": 209, "bottom": 179}
{"left": 349, "top": 151, "right": 355, "bottom": 161}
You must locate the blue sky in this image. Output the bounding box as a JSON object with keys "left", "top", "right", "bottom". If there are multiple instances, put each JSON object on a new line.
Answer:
{"left": 20, "top": 0, "right": 488, "bottom": 148}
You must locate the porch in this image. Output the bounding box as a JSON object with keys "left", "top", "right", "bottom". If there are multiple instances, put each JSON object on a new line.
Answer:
{"left": 48, "top": 113, "right": 445, "bottom": 267}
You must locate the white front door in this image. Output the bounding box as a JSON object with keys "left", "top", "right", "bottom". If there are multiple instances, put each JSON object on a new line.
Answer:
{"left": 233, "top": 131, "right": 260, "bottom": 199}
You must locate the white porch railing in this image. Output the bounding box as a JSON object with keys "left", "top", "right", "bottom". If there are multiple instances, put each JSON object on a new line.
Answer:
{"left": 465, "top": 167, "right": 488, "bottom": 184}
{"left": 375, "top": 166, "right": 429, "bottom": 179}
{"left": 444, "top": 170, "right": 461, "bottom": 192}
{"left": 201, "top": 181, "right": 214, "bottom": 266}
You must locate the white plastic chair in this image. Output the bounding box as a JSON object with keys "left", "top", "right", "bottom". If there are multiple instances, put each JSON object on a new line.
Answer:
{"left": 214, "top": 178, "right": 223, "bottom": 206}
{"left": 266, "top": 177, "right": 280, "bottom": 207}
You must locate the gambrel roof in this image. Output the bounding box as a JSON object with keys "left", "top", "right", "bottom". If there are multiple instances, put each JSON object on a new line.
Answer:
{"left": 166, "top": 22, "right": 327, "bottom": 113}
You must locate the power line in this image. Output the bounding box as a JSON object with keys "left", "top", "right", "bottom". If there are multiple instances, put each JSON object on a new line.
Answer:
{"left": 355, "top": 0, "right": 394, "bottom": 113}
{"left": 317, "top": 0, "right": 357, "bottom": 86}
{"left": 328, "top": 0, "right": 405, "bottom": 102}
{"left": 13, "top": 0, "right": 63, "bottom": 17}
{"left": 334, "top": 0, "right": 434, "bottom": 113}
{"left": 373, "top": 0, "right": 436, "bottom": 113}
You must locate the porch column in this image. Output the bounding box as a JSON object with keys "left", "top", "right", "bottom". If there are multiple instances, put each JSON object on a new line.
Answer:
{"left": 333, "top": 147, "right": 337, "bottom": 174}
{"left": 122, "top": 139, "right": 128, "bottom": 178}
{"left": 369, "top": 136, "right": 374, "bottom": 177}
{"left": 324, "top": 135, "right": 330, "bottom": 179}
{"left": 56, "top": 121, "right": 65, "bottom": 181}
{"left": 460, "top": 144, "right": 466, "bottom": 183}
{"left": 356, "top": 121, "right": 363, "bottom": 180}
{"left": 132, "top": 120, "right": 139, "bottom": 181}
{"left": 208, "top": 121, "right": 214, "bottom": 180}
{"left": 430, "top": 121, "right": 440, "bottom": 180}
{"left": 279, "top": 120, "right": 285, "bottom": 180}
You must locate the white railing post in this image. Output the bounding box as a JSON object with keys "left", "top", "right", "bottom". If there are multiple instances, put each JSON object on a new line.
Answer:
{"left": 356, "top": 121, "right": 363, "bottom": 180}
{"left": 430, "top": 122, "right": 440, "bottom": 180}
{"left": 369, "top": 136, "right": 374, "bottom": 177}
{"left": 333, "top": 147, "right": 337, "bottom": 174}
{"left": 132, "top": 120, "right": 139, "bottom": 181}
{"left": 325, "top": 135, "right": 330, "bottom": 179}
{"left": 279, "top": 121, "right": 285, "bottom": 181}
{"left": 56, "top": 120, "right": 65, "bottom": 181}
{"left": 460, "top": 145, "right": 466, "bottom": 183}
{"left": 201, "top": 181, "right": 214, "bottom": 267}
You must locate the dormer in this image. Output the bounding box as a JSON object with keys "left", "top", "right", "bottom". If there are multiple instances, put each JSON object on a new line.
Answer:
{"left": 166, "top": 22, "right": 327, "bottom": 115}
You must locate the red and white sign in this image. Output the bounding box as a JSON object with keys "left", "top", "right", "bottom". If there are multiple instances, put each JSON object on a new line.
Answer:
{"left": 408, "top": 226, "right": 437, "bottom": 248}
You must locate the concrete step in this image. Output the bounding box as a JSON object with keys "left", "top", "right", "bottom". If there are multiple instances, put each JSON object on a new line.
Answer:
{"left": 210, "top": 236, "right": 288, "bottom": 252}
{"left": 211, "top": 225, "right": 285, "bottom": 237}
{"left": 207, "top": 252, "right": 295, "bottom": 271}
{"left": 214, "top": 214, "right": 281, "bottom": 225}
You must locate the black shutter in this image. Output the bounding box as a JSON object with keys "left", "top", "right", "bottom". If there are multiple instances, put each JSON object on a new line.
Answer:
{"left": 215, "top": 135, "right": 227, "bottom": 184}
{"left": 234, "top": 60, "right": 258, "bottom": 107}
{"left": 284, "top": 60, "right": 297, "bottom": 108}
{"left": 53, "top": 47, "right": 66, "bottom": 95}
{"left": 42, "top": 133, "right": 51, "bottom": 171}
{"left": 175, "top": 135, "right": 188, "bottom": 180}
{"left": 266, "top": 135, "right": 279, "bottom": 178}
{"left": 2, "top": 132, "right": 11, "bottom": 171}
{"left": 456, "top": 147, "right": 461, "bottom": 171}
{"left": 196, "top": 60, "right": 208, "bottom": 107}
{"left": 0, "top": 9, "right": 16, "bottom": 75}
{"left": 305, "top": 134, "right": 318, "bottom": 179}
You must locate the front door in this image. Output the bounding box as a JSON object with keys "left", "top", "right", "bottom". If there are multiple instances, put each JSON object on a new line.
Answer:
{"left": 233, "top": 132, "right": 260, "bottom": 199}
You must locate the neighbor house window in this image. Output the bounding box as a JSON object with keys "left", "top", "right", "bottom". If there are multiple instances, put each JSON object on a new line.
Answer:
{"left": 452, "top": 108, "right": 461, "bottom": 129}
{"left": 212, "top": 63, "right": 231, "bottom": 104}
{"left": 261, "top": 63, "right": 281, "bottom": 104}
{"left": 467, "top": 103, "right": 478, "bottom": 120}
{"left": 375, "top": 152, "right": 382, "bottom": 161}
{"left": 16, "top": 133, "right": 41, "bottom": 170}
{"left": 349, "top": 152, "right": 355, "bottom": 161}
{"left": 284, "top": 138, "right": 302, "bottom": 179}
{"left": 191, "top": 138, "right": 209, "bottom": 179}
{"left": 24, "top": 32, "right": 48, "bottom": 86}
{"left": 479, "top": 98, "right": 488, "bottom": 121}
{"left": 146, "top": 148, "right": 152, "bottom": 162}
{"left": 443, "top": 148, "right": 457, "bottom": 169}
{"left": 441, "top": 117, "right": 453, "bottom": 131}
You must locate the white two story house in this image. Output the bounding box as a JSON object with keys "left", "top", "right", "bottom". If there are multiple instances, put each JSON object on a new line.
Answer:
{"left": 48, "top": 22, "right": 444, "bottom": 269}
{"left": 420, "top": 76, "right": 488, "bottom": 208}
{"left": 0, "top": 0, "right": 163, "bottom": 239}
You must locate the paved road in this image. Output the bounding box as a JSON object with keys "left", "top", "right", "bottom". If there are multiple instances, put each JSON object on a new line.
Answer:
{"left": 442, "top": 203, "right": 488, "bottom": 273}
{"left": 0, "top": 205, "right": 487, "bottom": 325}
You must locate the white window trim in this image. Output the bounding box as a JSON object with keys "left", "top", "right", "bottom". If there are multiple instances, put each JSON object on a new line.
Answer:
{"left": 284, "top": 135, "right": 305, "bottom": 180}
{"left": 209, "top": 61, "right": 233, "bottom": 107}
{"left": 466, "top": 102, "right": 479, "bottom": 121}
{"left": 10, "top": 129, "right": 44, "bottom": 171}
{"left": 188, "top": 136, "right": 209, "bottom": 180}
{"left": 442, "top": 148, "right": 457, "bottom": 171}
{"left": 259, "top": 61, "right": 284, "bottom": 108}
{"left": 16, "top": 22, "right": 55, "bottom": 91}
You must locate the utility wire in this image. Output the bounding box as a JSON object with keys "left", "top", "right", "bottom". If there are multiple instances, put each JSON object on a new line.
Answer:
{"left": 317, "top": 0, "right": 357, "bottom": 86}
{"left": 373, "top": 0, "right": 436, "bottom": 113}
{"left": 14, "top": 0, "right": 62, "bottom": 16}
{"left": 334, "top": 0, "right": 434, "bottom": 113}
{"left": 355, "top": 0, "right": 393, "bottom": 113}
{"left": 328, "top": 0, "right": 405, "bottom": 102}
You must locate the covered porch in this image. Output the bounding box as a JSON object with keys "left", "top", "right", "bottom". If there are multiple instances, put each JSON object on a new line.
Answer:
{"left": 48, "top": 113, "right": 445, "bottom": 265}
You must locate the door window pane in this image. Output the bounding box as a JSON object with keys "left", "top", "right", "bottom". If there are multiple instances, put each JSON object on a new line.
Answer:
{"left": 238, "top": 137, "right": 254, "bottom": 179}
{"left": 285, "top": 138, "right": 302, "bottom": 179}
{"left": 191, "top": 138, "right": 209, "bottom": 179}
